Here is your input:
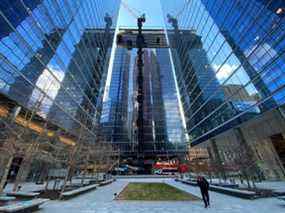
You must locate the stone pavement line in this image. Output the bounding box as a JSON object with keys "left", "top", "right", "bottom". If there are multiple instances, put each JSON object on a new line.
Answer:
{"left": 114, "top": 183, "right": 129, "bottom": 200}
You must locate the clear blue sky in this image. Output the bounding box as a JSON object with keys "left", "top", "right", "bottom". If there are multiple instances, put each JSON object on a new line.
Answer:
{"left": 117, "top": 0, "right": 165, "bottom": 28}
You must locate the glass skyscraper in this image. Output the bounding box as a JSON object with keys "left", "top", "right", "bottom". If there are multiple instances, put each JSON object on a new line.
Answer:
{"left": 161, "top": 0, "right": 285, "bottom": 179}
{"left": 135, "top": 47, "right": 186, "bottom": 157}
{"left": 155, "top": 48, "right": 186, "bottom": 154}
{"left": 100, "top": 46, "right": 187, "bottom": 158}
{"left": 100, "top": 47, "right": 132, "bottom": 153}
{"left": 0, "top": 0, "right": 120, "bottom": 138}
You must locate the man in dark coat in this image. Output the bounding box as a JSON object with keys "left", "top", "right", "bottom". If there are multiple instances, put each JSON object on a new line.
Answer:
{"left": 197, "top": 176, "right": 210, "bottom": 208}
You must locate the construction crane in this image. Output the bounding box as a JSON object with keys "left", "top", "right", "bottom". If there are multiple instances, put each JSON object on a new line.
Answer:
{"left": 167, "top": 0, "right": 191, "bottom": 30}
{"left": 116, "top": 1, "right": 146, "bottom": 160}
{"left": 136, "top": 14, "right": 146, "bottom": 159}
{"left": 121, "top": 1, "right": 141, "bottom": 19}
{"left": 117, "top": 1, "right": 146, "bottom": 50}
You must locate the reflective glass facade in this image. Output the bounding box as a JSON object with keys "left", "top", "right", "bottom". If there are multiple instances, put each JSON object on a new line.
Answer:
{"left": 155, "top": 48, "right": 187, "bottom": 152}
{"left": 161, "top": 0, "right": 285, "bottom": 179}
{"left": 100, "top": 47, "right": 132, "bottom": 153}
{"left": 161, "top": 0, "right": 285, "bottom": 145}
{"left": 100, "top": 46, "right": 187, "bottom": 157}
{"left": 0, "top": 0, "right": 120, "bottom": 137}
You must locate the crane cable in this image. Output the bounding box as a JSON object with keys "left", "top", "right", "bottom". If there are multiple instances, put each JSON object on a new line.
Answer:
{"left": 121, "top": 0, "right": 141, "bottom": 19}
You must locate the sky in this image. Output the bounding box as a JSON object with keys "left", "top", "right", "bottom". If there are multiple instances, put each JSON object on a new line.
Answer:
{"left": 117, "top": 0, "right": 165, "bottom": 28}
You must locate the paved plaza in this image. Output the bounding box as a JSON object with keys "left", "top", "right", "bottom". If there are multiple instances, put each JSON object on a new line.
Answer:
{"left": 38, "top": 178, "right": 285, "bottom": 213}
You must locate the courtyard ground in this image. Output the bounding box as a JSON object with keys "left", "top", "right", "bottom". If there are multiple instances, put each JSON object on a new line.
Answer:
{"left": 37, "top": 178, "right": 285, "bottom": 213}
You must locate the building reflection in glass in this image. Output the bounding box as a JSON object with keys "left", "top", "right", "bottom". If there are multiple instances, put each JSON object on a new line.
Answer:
{"left": 0, "top": 0, "right": 120, "bottom": 136}
{"left": 161, "top": 0, "right": 285, "bottom": 179}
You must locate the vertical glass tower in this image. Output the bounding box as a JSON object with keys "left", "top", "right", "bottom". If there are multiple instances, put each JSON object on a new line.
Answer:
{"left": 134, "top": 49, "right": 169, "bottom": 155}
{"left": 100, "top": 45, "right": 187, "bottom": 158}
{"left": 161, "top": 0, "right": 285, "bottom": 179}
{"left": 0, "top": 0, "right": 121, "bottom": 138}
{"left": 161, "top": 0, "right": 285, "bottom": 144}
{"left": 100, "top": 47, "right": 131, "bottom": 153}
{"left": 155, "top": 48, "right": 186, "bottom": 154}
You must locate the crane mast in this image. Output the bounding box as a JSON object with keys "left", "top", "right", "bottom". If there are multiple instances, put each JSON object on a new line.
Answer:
{"left": 136, "top": 14, "right": 146, "bottom": 158}
{"left": 117, "top": 1, "right": 146, "bottom": 160}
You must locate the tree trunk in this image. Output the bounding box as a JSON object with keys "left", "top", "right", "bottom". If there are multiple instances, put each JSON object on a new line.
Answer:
{"left": 245, "top": 173, "right": 251, "bottom": 189}
{"left": 59, "top": 146, "right": 77, "bottom": 199}
{"left": 252, "top": 178, "right": 257, "bottom": 189}
{"left": 12, "top": 157, "right": 31, "bottom": 192}
{"left": 45, "top": 175, "right": 51, "bottom": 191}
{"left": 0, "top": 156, "right": 13, "bottom": 194}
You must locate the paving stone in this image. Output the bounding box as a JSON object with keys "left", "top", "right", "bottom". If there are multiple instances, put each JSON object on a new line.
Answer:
{"left": 40, "top": 178, "right": 285, "bottom": 213}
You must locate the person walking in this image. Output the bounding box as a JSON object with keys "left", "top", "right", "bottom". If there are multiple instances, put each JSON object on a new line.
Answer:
{"left": 197, "top": 176, "right": 210, "bottom": 208}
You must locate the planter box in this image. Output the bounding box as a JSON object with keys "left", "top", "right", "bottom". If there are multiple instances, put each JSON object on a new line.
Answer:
{"left": 209, "top": 185, "right": 256, "bottom": 199}
{"left": 177, "top": 179, "right": 257, "bottom": 199}
{"left": 61, "top": 184, "right": 98, "bottom": 200}
{"left": 98, "top": 179, "right": 115, "bottom": 186}
{"left": 6, "top": 192, "right": 40, "bottom": 199}
{"left": 0, "top": 198, "right": 48, "bottom": 213}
